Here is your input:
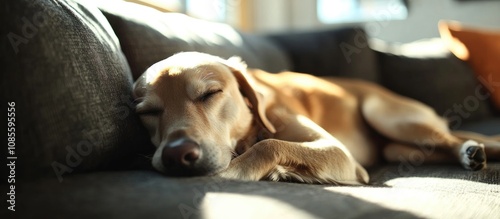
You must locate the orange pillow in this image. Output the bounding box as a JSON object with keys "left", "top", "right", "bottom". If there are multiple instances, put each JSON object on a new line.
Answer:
{"left": 439, "top": 20, "right": 500, "bottom": 109}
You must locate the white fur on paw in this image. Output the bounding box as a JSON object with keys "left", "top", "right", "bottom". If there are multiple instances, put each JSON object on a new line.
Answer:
{"left": 460, "top": 140, "right": 487, "bottom": 171}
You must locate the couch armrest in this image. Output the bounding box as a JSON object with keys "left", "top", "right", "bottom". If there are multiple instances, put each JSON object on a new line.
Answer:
{"left": 266, "top": 28, "right": 379, "bottom": 82}
{"left": 1, "top": 0, "right": 153, "bottom": 180}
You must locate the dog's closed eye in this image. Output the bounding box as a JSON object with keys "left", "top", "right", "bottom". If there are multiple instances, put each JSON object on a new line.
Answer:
{"left": 197, "top": 89, "right": 223, "bottom": 102}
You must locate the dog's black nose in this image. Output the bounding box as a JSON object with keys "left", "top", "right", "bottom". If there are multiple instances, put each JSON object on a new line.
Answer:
{"left": 162, "top": 139, "right": 201, "bottom": 167}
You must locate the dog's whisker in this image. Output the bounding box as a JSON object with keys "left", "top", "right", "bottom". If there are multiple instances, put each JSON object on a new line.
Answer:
{"left": 230, "top": 150, "right": 239, "bottom": 159}
{"left": 139, "top": 154, "right": 154, "bottom": 160}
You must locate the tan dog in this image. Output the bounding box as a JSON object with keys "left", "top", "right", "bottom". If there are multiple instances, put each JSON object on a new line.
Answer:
{"left": 133, "top": 52, "right": 500, "bottom": 185}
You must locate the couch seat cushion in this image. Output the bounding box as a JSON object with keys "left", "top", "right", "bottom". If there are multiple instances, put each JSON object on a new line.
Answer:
{"left": 16, "top": 163, "right": 500, "bottom": 219}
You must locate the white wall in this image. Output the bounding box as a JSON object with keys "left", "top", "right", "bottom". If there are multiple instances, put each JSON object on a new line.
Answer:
{"left": 250, "top": 0, "right": 291, "bottom": 33}
{"left": 248, "top": 0, "right": 500, "bottom": 43}
{"left": 368, "top": 0, "right": 500, "bottom": 43}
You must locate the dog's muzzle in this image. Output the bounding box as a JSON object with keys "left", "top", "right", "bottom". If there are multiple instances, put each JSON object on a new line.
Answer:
{"left": 161, "top": 138, "right": 202, "bottom": 174}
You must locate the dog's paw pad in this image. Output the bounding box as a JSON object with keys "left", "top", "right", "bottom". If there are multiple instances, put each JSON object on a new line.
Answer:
{"left": 460, "top": 140, "right": 487, "bottom": 171}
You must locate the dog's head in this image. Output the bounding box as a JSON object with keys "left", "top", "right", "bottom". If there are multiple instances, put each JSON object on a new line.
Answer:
{"left": 133, "top": 52, "right": 275, "bottom": 176}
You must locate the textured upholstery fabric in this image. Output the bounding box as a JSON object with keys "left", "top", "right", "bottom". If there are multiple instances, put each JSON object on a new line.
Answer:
{"left": 0, "top": 0, "right": 152, "bottom": 180}
{"left": 268, "top": 28, "right": 380, "bottom": 82}
{"left": 459, "top": 118, "right": 500, "bottom": 135}
{"left": 96, "top": 0, "right": 291, "bottom": 80}
{"left": 17, "top": 164, "right": 500, "bottom": 219}
{"left": 374, "top": 40, "right": 495, "bottom": 125}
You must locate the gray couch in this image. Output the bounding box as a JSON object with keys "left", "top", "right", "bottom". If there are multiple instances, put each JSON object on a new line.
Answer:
{"left": 2, "top": 0, "right": 499, "bottom": 218}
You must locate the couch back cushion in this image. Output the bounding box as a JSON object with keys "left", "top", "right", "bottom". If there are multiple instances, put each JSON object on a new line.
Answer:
{"left": 374, "top": 39, "right": 494, "bottom": 127}
{"left": 96, "top": 1, "right": 291, "bottom": 80}
{"left": 267, "top": 28, "right": 380, "bottom": 82}
{"left": 1, "top": 0, "right": 152, "bottom": 180}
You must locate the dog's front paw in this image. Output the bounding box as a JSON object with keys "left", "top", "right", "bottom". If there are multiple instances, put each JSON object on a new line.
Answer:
{"left": 460, "top": 140, "right": 487, "bottom": 171}
{"left": 216, "top": 166, "right": 261, "bottom": 182}
{"left": 216, "top": 169, "right": 240, "bottom": 180}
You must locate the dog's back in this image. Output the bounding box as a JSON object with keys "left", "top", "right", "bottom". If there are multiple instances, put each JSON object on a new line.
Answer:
{"left": 249, "top": 69, "right": 382, "bottom": 166}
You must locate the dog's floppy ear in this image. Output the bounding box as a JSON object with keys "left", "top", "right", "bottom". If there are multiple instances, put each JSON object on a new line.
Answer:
{"left": 224, "top": 57, "right": 276, "bottom": 134}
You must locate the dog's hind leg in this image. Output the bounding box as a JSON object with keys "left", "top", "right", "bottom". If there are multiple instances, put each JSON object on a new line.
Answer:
{"left": 452, "top": 131, "right": 500, "bottom": 161}
{"left": 383, "top": 142, "right": 459, "bottom": 164}
{"left": 361, "top": 93, "right": 488, "bottom": 170}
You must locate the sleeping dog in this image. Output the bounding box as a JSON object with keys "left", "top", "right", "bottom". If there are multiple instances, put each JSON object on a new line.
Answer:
{"left": 133, "top": 52, "right": 500, "bottom": 185}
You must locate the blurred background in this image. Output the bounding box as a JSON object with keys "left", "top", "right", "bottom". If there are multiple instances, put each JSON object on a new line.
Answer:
{"left": 126, "top": 0, "right": 500, "bottom": 43}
